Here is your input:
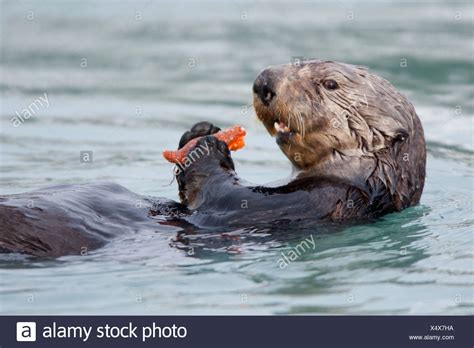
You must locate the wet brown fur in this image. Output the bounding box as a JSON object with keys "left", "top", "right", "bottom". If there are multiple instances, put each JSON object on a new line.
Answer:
{"left": 253, "top": 60, "right": 426, "bottom": 210}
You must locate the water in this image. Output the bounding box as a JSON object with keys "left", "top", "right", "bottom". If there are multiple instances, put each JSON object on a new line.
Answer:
{"left": 0, "top": 0, "right": 473, "bottom": 314}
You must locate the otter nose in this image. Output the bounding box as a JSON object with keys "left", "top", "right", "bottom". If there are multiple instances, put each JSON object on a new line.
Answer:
{"left": 253, "top": 70, "right": 276, "bottom": 106}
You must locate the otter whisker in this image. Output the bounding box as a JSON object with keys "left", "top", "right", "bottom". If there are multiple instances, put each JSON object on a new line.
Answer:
{"left": 297, "top": 112, "right": 305, "bottom": 138}
{"left": 299, "top": 113, "right": 305, "bottom": 138}
{"left": 294, "top": 111, "right": 300, "bottom": 133}
{"left": 287, "top": 108, "right": 294, "bottom": 131}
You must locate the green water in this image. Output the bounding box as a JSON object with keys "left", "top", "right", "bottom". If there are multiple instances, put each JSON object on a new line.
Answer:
{"left": 0, "top": 0, "right": 473, "bottom": 314}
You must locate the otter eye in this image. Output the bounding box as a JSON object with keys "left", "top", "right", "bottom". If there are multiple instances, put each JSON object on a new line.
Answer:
{"left": 323, "top": 79, "right": 338, "bottom": 90}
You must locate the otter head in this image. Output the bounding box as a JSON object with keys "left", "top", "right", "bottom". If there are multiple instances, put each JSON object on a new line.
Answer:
{"left": 253, "top": 60, "right": 426, "bottom": 209}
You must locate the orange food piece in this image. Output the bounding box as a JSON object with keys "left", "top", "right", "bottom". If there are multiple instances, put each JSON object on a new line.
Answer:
{"left": 163, "top": 125, "right": 246, "bottom": 164}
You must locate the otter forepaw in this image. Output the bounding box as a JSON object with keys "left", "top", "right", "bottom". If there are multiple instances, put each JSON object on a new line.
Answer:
{"left": 176, "top": 135, "right": 235, "bottom": 206}
{"left": 178, "top": 121, "right": 221, "bottom": 149}
{"left": 194, "top": 136, "right": 235, "bottom": 171}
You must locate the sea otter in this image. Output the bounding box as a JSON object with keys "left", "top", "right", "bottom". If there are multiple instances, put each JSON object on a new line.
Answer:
{"left": 0, "top": 60, "right": 426, "bottom": 257}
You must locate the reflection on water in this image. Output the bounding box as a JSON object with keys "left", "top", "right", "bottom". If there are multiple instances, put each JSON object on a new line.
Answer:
{"left": 0, "top": 0, "right": 473, "bottom": 314}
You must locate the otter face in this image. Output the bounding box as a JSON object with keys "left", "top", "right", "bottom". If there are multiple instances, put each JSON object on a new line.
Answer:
{"left": 253, "top": 60, "right": 426, "bottom": 206}
{"left": 253, "top": 60, "right": 421, "bottom": 167}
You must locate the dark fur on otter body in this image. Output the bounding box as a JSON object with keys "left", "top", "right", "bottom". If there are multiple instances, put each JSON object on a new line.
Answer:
{"left": 0, "top": 60, "right": 426, "bottom": 257}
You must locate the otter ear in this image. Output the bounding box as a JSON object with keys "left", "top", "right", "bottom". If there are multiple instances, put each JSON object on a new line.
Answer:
{"left": 353, "top": 110, "right": 406, "bottom": 151}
